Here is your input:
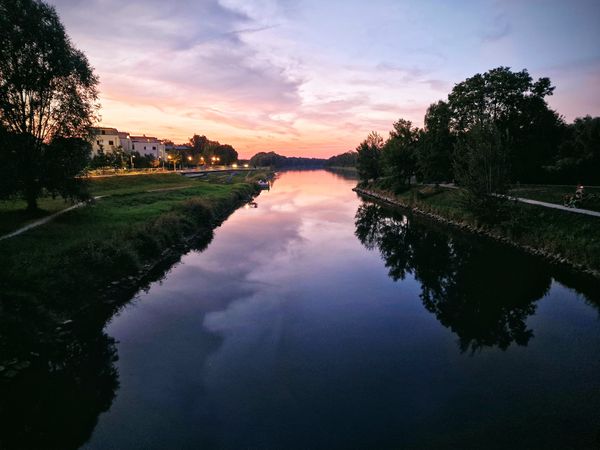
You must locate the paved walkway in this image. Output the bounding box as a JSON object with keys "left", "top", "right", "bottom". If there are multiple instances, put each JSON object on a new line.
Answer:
{"left": 0, "top": 196, "right": 104, "bottom": 242}
{"left": 507, "top": 196, "right": 600, "bottom": 218}
{"left": 0, "top": 177, "right": 244, "bottom": 241}
{"left": 431, "top": 183, "right": 600, "bottom": 218}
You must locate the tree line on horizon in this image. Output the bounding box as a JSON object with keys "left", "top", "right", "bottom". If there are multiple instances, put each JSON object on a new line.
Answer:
{"left": 249, "top": 151, "right": 326, "bottom": 168}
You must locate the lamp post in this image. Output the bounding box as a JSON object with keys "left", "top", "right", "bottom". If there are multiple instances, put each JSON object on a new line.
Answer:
{"left": 130, "top": 153, "right": 135, "bottom": 169}
{"left": 187, "top": 155, "right": 192, "bottom": 170}
{"left": 167, "top": 154, "right": 176, "bottom": 171}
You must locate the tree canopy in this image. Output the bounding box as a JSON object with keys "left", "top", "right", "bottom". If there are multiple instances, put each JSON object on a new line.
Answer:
{"left": 447, "top": 66, "right": 563, "bottom": 182}
{"left": 249, "top": 151, "right": 326, "bottom": 168}
{"left": 382, "top": 119, "right": 419, "bottom": 187}
{"left": 356, "top": 132, "right": 384, "bottom": 181}
{"left": 0, "top": 0, "right": 99, "bottom": 209}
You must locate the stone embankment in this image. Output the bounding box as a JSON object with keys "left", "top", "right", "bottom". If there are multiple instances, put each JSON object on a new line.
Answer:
{"left": 354, "top": 187, "right": 600, "bottom": 280}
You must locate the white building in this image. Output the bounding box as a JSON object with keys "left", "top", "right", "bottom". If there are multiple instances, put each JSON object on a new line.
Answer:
{"left": 130, "top": 135, "right": 166, "bottom": 159}
{"left": 90, "top": 128, "right": 165, "bottom": 159}
{"left": 118, "top": 131, "right": 132, "bottom": 152}
{"left": 91, "top": 127, "right": 120, "bottom": 154}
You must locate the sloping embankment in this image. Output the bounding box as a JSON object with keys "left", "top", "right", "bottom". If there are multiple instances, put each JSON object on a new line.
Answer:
{"left": 354, "top": 186, "right": 600, "bottom": 280}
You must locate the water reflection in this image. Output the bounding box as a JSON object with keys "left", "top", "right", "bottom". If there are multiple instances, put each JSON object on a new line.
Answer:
{"left": 0, "top": 228, "right": 217, "bottom": 450}
{"left": 0, "top": 329, "right": 118, "bottom": 450}
{"left": 355, "top": 202, "right": 553, "bottom": 352}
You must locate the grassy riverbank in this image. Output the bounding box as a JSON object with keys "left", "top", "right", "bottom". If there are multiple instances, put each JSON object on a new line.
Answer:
{"left": 0, "top": 171, "right": 267, "bottom": 358}
{"left": 358, "top": 182, "right": 600, "bottom": 274}
{"left": 0, "top": 172, "right": 260, "bottom": 235}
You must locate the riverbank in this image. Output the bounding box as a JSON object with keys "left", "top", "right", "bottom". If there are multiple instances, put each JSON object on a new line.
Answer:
{"left": 354, "top": 183, "right": 600, "bottom": 278}
{"left": 0, "top": 171, "right": 269, "bottom": 368}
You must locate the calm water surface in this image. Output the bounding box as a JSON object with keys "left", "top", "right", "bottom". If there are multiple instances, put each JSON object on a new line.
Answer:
{"left": 81, "top": 170, "right": 599, "bottom": 449}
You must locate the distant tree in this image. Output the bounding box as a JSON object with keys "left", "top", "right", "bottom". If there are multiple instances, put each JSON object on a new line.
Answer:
{"left": 248, "top": 151, "right": 325, "bottom": 168}
{"left": 325, "top": 151, "right": 358, "bottom": 167}
{"left": 189, "top": 134, "right": 209, "bottom": 156}
{"left": 130, "top": 151, "right": 156, "bottom": 169}
{"left": 0, "top": 0, "right": 99, "bottom": 210}
{"left": 447, "top": 66, "right": 561, "bottom": 183}
{"left": 356, "top": 131, "right": 384, "bottom": 181}
{"left": 214, "top": 144, "right": 238, "bottom": 165}
{"left": 382, "top": 119, "right": 419, "bottom": 188}
{"left": 417, "top": 101, "right": 455, "bottom": 183}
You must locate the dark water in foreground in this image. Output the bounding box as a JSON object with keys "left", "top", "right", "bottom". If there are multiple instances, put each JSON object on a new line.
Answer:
{"left": 6, "top": 170, "right": 600, "bottom": 449}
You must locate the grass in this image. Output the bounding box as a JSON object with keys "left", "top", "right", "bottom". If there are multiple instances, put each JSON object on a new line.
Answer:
{"left": 0, "top": 171, "right": 269, "bottom": 363}
{"left": 0, "top": 171, "right": 266, "bottom": 306}
{"left": 508, "top": 184, "right": 600, "bottom": 212}
{"left": 0, "top": 171, "right": 260, "bottom": 236}
{"left": 364, "top": 182, "right": 600, "bottom": 272}
{"left": 0, "top": 197, "right": 73, "bottom": 236}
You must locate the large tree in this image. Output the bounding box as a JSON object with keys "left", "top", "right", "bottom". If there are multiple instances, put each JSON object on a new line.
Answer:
{"left": 453, "top": 121, "right": 511, "bottom": 221}
{"left": 0, "top": 0, "right": 99, "bottom": 210}
{"left": 382, "top": 119, "right": 419, "bottom": 188}
{"left": 213, "top": 144, "right": 238, "bottom": 165}
{"left": 417, "top": 101, "right": 455, "bottom": 183}
{"left": 447, "top": 66, "right": 562, "bottom": 183}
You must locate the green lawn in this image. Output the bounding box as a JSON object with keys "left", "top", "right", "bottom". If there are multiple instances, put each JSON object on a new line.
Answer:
{"left": 0, "top": 171, "right": 265, "bottom": 306}
{"left": 0, "top": 171, "right": 258, "bottom": 236}
{"left": 0, "top": 171, "right": 265, "bottom": 362}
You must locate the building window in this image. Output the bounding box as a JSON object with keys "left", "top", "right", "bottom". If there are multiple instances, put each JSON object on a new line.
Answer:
{"left": 108, "top": 140, "right": 114, "bottom": 146}
{"left": 152, "top": 146, "right": 156, "bottom": 150}
{"left": 96, "top": 140, "right": 100, "bottom": 145}
{"left": 132, "top": 144, "right": 135, "bottom": 150}
{"left": 144, "top": 146, "right": 147, "bottom": 150}
{"left": 101, "top": 130, "right": 105, "bottom": 135}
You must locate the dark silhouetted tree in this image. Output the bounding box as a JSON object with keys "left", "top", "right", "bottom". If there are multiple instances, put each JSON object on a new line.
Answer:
{"left": 214, "top": 144, "right": 238, "bottom": 165}
{"left": 0, "top": 0, "right": 99, "bottom": 210}
{"left": 356, "top": 131, "right": 384, "bottom": 181}
{"left": 382, "top": 119, "right": 419, "bottom": 189}
{"left": 447, "top": 66, "right": 561, "bottom": 183}
{"left": 547, "top": 116, "right": 600, "bottom": 184}
{"left": 417, "top": 101, "right": 455, "bottom": 183}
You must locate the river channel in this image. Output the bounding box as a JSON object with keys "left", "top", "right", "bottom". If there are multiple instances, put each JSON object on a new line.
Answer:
{"left": 10, "top": 169, "right": 600, "bottom": 449}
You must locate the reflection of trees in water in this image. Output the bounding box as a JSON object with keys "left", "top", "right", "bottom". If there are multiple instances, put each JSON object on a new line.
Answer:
{"left": 0, "top": 329, "right": 118, "bottom": 450}
{"left": 355, "top": 203, "right": 553, "bottom": 352}
{"left": 0, "top": 231, "right": 218, "bottom": 449}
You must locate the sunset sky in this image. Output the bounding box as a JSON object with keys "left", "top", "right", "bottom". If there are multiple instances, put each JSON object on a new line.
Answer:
{"left": 48, "top": 0, "right": 600, "bottom": 158}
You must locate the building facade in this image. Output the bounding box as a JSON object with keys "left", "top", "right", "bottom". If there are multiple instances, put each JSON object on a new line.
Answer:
{"left": 90, "top": 128, "right": 165, "bottom": 159}
{"left": 130, "top": 135, "right": 166, "bottom": 159}
{"left": 91, "top": 127, "right": 121, "bottom": 154}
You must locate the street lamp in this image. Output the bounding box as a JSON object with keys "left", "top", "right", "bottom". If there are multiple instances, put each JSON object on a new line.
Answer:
{"left": 167, "top": 154, "right": 176, "bottom": 171}
{"left": 130, "top": 153, "right": 135, "bottom": 169}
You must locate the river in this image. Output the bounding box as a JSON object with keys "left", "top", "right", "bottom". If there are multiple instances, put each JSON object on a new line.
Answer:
{"left": 6, "top": 170, "right": 600, "bottom": 449}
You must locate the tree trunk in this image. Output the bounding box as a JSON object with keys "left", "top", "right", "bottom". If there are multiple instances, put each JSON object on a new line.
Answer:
{"left": 26, "top": 195, "right": 38, "bottom": 211}
{"left": 26, "top": 191, "right": 39, "bottom": 211}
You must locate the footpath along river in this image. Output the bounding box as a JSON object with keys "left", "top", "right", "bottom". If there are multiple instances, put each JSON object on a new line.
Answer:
{"left": 46, "top": 170, "right": 600, "bottom": 448}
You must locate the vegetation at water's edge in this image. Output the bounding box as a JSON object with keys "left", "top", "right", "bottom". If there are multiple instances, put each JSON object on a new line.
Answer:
{"left": 249, "top": 151, "right": 326, "bottom": 168}
{"left": 358, "top": 182, "right": 600, "bottom": 274}
{"left": 0, "top": 172, "right": 268, "bottom": 362}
